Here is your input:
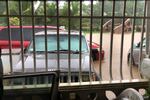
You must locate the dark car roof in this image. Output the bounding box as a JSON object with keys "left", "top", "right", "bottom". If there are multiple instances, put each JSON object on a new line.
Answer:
{"left": 0, "top": 25, "right": 64, "bottom": 41}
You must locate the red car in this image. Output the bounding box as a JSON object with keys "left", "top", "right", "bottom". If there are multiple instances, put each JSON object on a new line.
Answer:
{"left": 0, "top": 26, "right": 64, "bottom": 49}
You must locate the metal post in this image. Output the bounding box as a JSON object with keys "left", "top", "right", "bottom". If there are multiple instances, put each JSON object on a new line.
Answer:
{"left": 99, "top": 0, "right": 104, "bottom": 81}
{"left": 109, "top": 0, "right": 115, "bottom": 81}
{"left": 44, "top": 1, "right": 48, "bottom": 72}
{"left": 79, "top": 0, "right": 82, "bottom": 82}
{"left": 146, "top": 0, "right": 150, "bottom": 56}
{"left": 89, "top": 1, "right": 93, "bottom": 82}
{"left": 130, "top": 0, "right": 137, "bottom": 79}
{"left": 68, "top": 1, "right": 71, "bottom": 83}
{"left": 120, "top": 0, "right": 126, "bottom": 80}
{"left": 0, "top": 49, "right": 3, "bottom": 99}
{"left": 18, "top": 1, "right": 25, "bottom": 73}
{"left": 139, "top": 0, "right": 147, "bottom": 78}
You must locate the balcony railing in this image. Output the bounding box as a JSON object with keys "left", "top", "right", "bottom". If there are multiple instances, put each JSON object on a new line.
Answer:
{"left": 0, "top": 0, "right": 149, "bottom": 100}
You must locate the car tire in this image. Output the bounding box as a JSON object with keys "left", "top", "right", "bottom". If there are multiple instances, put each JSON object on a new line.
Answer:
{"left": 127, "top": 54, "right": 135, "bottom": 66}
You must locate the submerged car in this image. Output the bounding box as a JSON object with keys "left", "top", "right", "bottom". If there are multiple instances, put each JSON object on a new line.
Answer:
{"left": 127, "top": 38, "right": 146, "bottom": 66}
{"left": 13, "top": 30, "right": 99, "bottom": 83}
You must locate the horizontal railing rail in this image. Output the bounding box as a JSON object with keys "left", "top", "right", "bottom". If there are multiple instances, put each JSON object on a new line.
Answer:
{"left": 3, "top": 79, "right": 149, "bottom": 100}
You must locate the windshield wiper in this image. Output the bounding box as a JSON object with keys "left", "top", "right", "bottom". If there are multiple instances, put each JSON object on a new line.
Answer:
{"left": 59, "top": 49, "right": 80, "bottom": 54}
{"left": 38, "top": 50, "right": 60, "bottom": 53}
{"left": 30, "top": 51, "right": 45, "bottom": 54}
{"left": 30, "top": 50, "right": 80, "bottom": 54}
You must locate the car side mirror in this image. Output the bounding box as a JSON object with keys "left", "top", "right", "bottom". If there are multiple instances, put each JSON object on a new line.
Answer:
{"left": 136, "top": 42, "right": 140, "bottom": 47}
{"left": 92, "top": 49, "right": 99, "bottom": 61}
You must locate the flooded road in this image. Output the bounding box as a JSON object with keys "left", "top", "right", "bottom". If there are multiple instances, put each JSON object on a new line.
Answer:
{"left": 86, "top": 32, "right": 143, "bottom": 80}
{"left": 2, "top": 32, "right": 143, "bottom": 81}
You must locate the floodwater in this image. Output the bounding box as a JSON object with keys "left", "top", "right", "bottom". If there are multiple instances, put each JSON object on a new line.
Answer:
{"left": 2, "top": 32, "right": 143, "bottom": 81}
{"left": 86, "top": 32, "right": 143, "bottom": 81}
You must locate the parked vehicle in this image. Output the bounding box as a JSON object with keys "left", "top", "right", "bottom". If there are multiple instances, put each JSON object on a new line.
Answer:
{"left": 0, "top": 26, "right": 105, "bottom": 60}
{"left": 127, "top": 38, "right": 146, "bottom": 66}
{"left": 0, "top": 26, "right": 104, "bottom": 60}
{"left": 13, "top": 30, "right": 99, "bottom": 83}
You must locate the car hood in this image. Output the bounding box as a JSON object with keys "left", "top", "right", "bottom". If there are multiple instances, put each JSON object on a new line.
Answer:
{"left": 13, "top": 53, "right": 93, "bottom": 73}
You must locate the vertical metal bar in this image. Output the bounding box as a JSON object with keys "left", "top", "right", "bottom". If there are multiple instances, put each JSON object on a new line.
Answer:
{"left": 89, "top": 1, "right": 93, "bottom": 82}
{"left": 0, "top": 48, "right": 3, "bottom": 100}
{"left": 31, "top": 1, "right": 36, "bottom": 72}
{"left": 139, "top": 0, "right": 147, "bottom": 78}
{"left": 79, "top": 1, "right": 82, "bottom": 82}
{"left": 44, "top": 1, "right": 49, "bottom": 85}
{"left": 18, "top": 1, "right": 25, "bottom": 73}
{"left": 130, "top": 0, "right": 137, "bottom": 79}
{"left": 99, "top": 0, "right": 104, "bottom": 81}
{"left": 6, "top": 0, "right": 13, "bottom": 73}
{"left": 68, "top": 1, "right": 71, "bottom": 83}
{"left": 109, "top": 0, "right": 115, "bottom": 81}
{"left": 18, "top": 1, "right": 26, "bottom": 86}
{"left": 120, "top": 0, "right": 126, "bottom": 80}
{"left": 31, "top": 1, "right": 37, "bottom": 85}
{"left": 56, "top": 1, "right": 60, "bottom": 71}
{"left": 44, "top": 1, "right": 48, "bottom": 71}
{"left": 146, "top": 0, "right": 150, "bottom": 56}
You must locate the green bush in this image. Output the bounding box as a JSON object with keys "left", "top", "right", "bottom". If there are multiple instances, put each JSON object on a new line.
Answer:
{"left": 9, "top": 17, "right": 19, "bottom": 25}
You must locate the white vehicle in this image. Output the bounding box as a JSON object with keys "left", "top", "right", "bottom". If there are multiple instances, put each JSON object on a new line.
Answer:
{"left": 127, "top": 38, "right": 146, "bottom": 66}
{"left": 13, "top": 30, "right": 98, "bottom": 83}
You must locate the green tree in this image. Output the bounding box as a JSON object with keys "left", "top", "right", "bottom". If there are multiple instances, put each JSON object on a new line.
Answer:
{"left": 0, "top": 1, "right": 7, "bottom": 26}
{"left": 46, "top": 2, "right": 57, "bottom": 26}
{"left": 9, "top": 17, "right": 20, "bottom": 25}
{"left": 0, "top": 1, "right": 6, "bottom": 15}
{"left": 59, "top": 2, "right": 80, "bottom": 30}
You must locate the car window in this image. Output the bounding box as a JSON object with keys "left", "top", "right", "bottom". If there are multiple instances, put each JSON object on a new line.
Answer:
{"left": 28, "top": 34, "right": 88, "bottom": 52}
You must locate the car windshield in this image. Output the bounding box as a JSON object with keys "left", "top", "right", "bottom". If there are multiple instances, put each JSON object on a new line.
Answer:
{"left": 28, "top": 34, "right": 88, "bottom": 52}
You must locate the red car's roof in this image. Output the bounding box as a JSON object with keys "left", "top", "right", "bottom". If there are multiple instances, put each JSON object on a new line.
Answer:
{"left": 0, "top": 25, "right": 65, "bottom": 49}
{"left": 0, "top": 25, "right": 64, "bottom": 31}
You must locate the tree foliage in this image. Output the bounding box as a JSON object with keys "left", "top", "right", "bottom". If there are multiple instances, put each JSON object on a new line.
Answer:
{"left": 0, "top": 1, "right": 145, "bottom": 31}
